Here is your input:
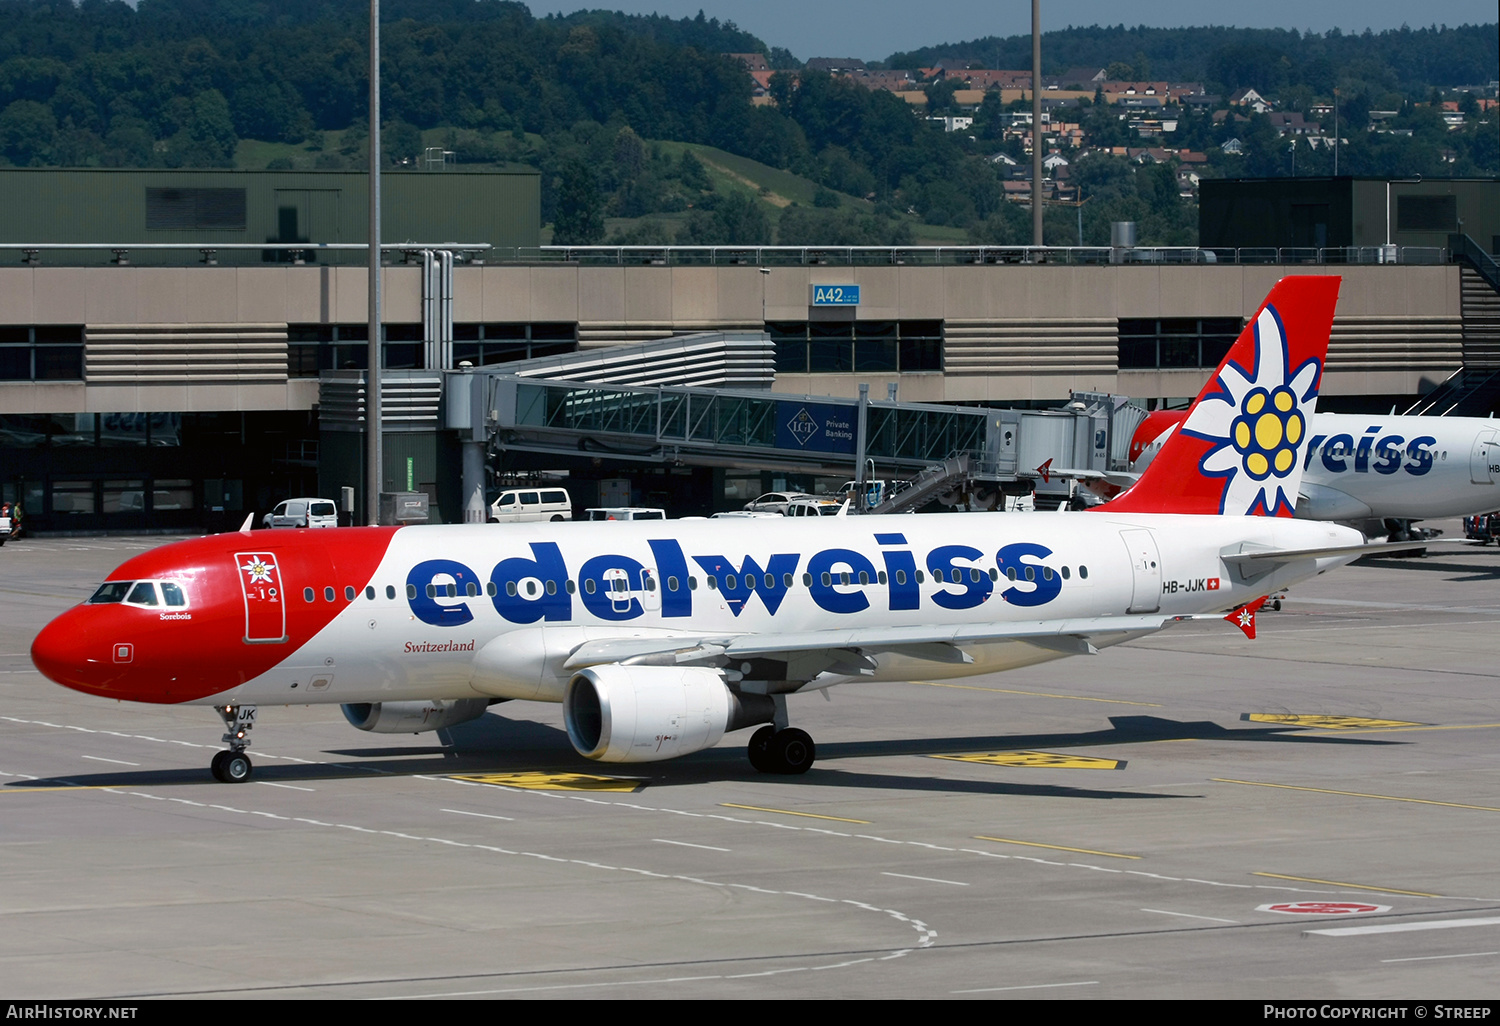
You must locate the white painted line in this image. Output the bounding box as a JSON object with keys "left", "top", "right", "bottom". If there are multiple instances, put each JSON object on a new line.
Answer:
{"left": 1308, "top": 916, "right": 1500, "bottom": 937}
{"left": 1382, "top": 951, "right": 1499, "bottom": 963}
{"left": 654, "top": 838, "right": 731, "bottom": 852}
{"left": 952, "top": 981, "right": 1099, "bottom": 994}
{"left": 442, "top": 808, "right": 514, "bottom": 822}
{"left": 1141, "top": 907, "right": 1238, "bottom": 924}
{"left": 882, "top": 872, "right": 969, "bottom": 887}
{"left": 80, "top": 755, "right": 139, "bottom": 766}
{"left": 257, "top": 781, "right": 315, "bottom": 792}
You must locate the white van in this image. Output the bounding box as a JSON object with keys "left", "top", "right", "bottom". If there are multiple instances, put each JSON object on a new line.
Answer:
{"left": 490, "top": 487, "right": 572, "bottom": 523}
{"left": 785, "top": 498, "right": 842, "bottom": 517}
{"left": 264, "top": 497, "right": 339, "bottom": 529}
{"left": 584, "top": 507, "right": 666, "bottom": 521}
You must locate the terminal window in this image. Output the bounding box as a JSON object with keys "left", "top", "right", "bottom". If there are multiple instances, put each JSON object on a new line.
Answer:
{"left": 1118, "top": 317, "right": 1241, "bottom": 370}
{"left": 771, "top": 320, "right": 943, "bottom": 374}
{"left": 289, "top": 323, "right": 579, "bottom": 376}
{"left": 0, "top": 326, "right": 83, "bottom": 381}
{"left": 452, "top": 323, "right": 578, "bottom": 367}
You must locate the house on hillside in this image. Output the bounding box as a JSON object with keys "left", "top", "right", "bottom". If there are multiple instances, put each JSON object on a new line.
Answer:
{"left": 1228, "top": 88, "right": 1272, "bottom": 113}
{"left": 1050, "top": 67, "right": 1105, "bottom": 89}
{"left": 843, "top": 69, "right": 916, "bottom": 93}
{"left": 806, "top": 57, "right": 866, "bottom": 74}
{"left": 725, "top": 53, "right": 770, "bottom": 72}
{"left": 1268, "top": 112, "right": 1321, "bottom": 137}
{"left": 950, "top": 69, "right": 1032, "bottom": 91}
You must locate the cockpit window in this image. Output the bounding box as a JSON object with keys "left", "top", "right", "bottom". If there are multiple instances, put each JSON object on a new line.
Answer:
{"left": 161, "top": 582, "right": 187, "bottom": 607}
{"left": 126, "top": 582, "right": 159, "bottom": 606}
{"left": 89, "top": 581, "right": 131, "bottom": 604}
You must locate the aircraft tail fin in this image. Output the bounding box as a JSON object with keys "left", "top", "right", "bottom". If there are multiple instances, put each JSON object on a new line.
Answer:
{"left": 1099, "top": 275, "right": 1340, "bottom": 516}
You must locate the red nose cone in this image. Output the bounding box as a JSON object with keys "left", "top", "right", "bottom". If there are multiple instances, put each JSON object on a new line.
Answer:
{"left": 31, "top": 607, "right": 115, "bottom": 696}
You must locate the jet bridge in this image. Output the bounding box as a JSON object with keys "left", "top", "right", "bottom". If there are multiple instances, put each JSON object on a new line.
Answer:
{"left": 441, "top": 349, "right": 1145, "bottom": 519}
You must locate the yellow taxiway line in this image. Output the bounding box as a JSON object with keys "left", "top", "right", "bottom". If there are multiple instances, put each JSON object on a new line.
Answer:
{"left": 719, "top": 802, "right": 871, "bottom": 824}
{"left": 1252, "top": 872, "right": 1442, "bottom": 898}
{"left": 973, "top": 835, "right": 1141, "bottom": 859}
{"left": 1213, "top": 778, "right": 1500, "bottom": 813}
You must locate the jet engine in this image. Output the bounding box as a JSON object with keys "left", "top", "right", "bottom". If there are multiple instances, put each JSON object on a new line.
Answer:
{"left": 341, "top": 698, "right": 490, "bottom": 734}
{"left": 563, "top": 665, "right": 774, "bottom": 763}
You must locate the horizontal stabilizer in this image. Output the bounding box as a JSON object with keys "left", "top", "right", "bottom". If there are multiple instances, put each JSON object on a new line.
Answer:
{"left": 1221, "top": 538, "right": 1453, "bottom": 567}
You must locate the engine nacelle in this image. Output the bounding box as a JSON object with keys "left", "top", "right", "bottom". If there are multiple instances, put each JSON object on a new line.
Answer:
{"left": 563, "top": 665, "right": 773, "bottom": 763}
{"left": 341, "top": 698, "right": 490, "bottom": 734}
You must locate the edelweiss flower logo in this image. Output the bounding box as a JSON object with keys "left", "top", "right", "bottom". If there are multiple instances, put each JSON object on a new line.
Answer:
{"left": 1183, "top": 305, "right": 1320, "bottom": 515}
{"left": 241, "top": 556, "right": 275, "bottom": 585}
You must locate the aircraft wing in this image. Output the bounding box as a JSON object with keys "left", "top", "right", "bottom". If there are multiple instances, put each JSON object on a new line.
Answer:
{"left": 563, "top": 614, "right": 1179, "bottom": 676}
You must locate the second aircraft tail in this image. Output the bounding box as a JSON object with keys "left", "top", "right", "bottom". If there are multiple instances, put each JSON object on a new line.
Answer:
{"left": 1099, "top": 275, "right": 1340, "bottom": 517}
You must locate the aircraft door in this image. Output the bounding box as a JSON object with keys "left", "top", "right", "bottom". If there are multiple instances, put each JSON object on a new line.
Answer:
{"left": 1119, "top": 529, "right": 1162, "bottom": 614}
{"left": 234, "top": 550, "right": 290, "bottom": 644}
{"left": 1471, "top": 429, "right": 1498, "bottom": 485}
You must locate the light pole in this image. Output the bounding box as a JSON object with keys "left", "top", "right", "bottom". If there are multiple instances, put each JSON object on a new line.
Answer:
{"left": 1031, "top": 0, "right": 1043, "bottom": 248}
{"left": 365, "top": 0, "right": 383, "bottom": 525}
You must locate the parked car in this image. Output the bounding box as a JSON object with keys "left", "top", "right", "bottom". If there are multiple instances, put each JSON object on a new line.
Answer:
{"left": 491, "top": 487, "right": 572, "bottom": 523}
{"left": 584, "top": 507, "right": 667, "bottom": 521}
{"left": 711, "top": 510, "right": 783, "bottom": 519}
{"left": 785, "top": 499, "right": 843, "bottom": 518}
{"left": 743, "top": 491, "right": 814, "bottom": 514}
{"left": 264, "top": 497, "right": 339, "bottom": 529}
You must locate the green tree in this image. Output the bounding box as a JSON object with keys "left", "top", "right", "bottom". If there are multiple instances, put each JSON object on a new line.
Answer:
{"left": 552, "top": 159, "right": 605, "bottom": 244}
{"left": 0, "top": 99, "right": 56, "bottom": 166}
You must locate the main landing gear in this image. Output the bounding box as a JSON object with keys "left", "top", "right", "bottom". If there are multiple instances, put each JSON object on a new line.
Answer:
{"left": 746, "top": 695, "right": 817, "bottom": 774}
{"left": 211, "top": 704, "right": 257, "bottom": 783}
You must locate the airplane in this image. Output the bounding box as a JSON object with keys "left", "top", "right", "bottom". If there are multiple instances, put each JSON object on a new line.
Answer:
{"left": 1126, "top": 408, "right": 1500, "bottom": 534}
{"left": 32, "top": 276, "right": 1373, "bottom": 784}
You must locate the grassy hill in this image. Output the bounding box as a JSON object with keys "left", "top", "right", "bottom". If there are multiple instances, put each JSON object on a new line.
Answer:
{"left": 236, "top": 132, "right": 966, "bottom": 247}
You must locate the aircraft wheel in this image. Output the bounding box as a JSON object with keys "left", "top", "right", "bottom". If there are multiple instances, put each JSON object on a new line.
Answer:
{"left": 210, "top": 751, "right": 229, "bottom": 782}
{"left": 747, "top": 726, "right": 776, "bottom": 773}
{"left": 771, "top": 728, "right": 816, "bottom": 775}
{"left": 222, "top": 752, "right": 253, "bottom": 783}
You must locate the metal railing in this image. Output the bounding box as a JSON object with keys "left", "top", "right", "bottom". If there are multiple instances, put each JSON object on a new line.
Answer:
{"left": 0, "top": 242, "right": 1448, "bottom": 268}
{"left": 0, "top": 242, "right": 491, "bottom": 267}
{"left": 1449, "top": 233, "right": 1500, "bottom": 292}
{"left": 501, "top": 245, "right": 1449, "bottom": 267}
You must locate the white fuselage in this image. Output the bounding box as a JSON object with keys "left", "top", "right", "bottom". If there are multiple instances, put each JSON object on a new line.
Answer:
{"left": 1136, "top": 414, "right": 1500, "bottom": 521}
{"left": 204, "top": 512, "right": 1361, "bottom": 708}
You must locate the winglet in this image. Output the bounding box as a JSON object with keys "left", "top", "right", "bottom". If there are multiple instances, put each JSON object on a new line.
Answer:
{"left": 239, "top": 513, "right": 254, "bottom": 536}
{"left": 1225, "top": 597, "right": 1267, "bottom": 639}
{"left": 1099, "top": 275, "right": 1340, "bottom": 516}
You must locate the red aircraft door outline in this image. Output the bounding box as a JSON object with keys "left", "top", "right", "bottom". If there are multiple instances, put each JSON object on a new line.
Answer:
{"left": 236, "top": 551, "right": 288, "bottom": 644}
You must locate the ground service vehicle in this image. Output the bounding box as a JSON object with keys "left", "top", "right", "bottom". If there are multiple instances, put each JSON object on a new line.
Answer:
{"left": 490, "top": 488, "right": 572, "bottom": 523}
{"left": 584, "top": 507, "right": 667, "bottom": 521}
{"left": 263, "top": 498, "right": 338, "bottom": 530}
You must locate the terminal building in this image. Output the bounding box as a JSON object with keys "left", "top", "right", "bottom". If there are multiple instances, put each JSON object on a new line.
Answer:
{"left": 0, "top": 169, "right": 1496, "bottom": 532}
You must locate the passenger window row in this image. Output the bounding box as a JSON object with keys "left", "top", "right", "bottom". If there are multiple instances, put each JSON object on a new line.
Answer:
{"left": 294, "top": 565, "right": 1091, "bottom": 603}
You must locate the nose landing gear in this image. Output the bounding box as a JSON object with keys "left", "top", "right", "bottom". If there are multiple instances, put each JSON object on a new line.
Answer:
{"left": 211, "top": 705, "right": 256, "bottom": 783}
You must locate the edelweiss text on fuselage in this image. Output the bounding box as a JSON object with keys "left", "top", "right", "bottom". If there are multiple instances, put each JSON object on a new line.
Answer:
{"left": 403, "top": 534, "right": 1066, "bottom": 627}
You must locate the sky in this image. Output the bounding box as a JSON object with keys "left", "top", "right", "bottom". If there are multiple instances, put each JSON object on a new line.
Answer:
{"left": 518, "top": 0, "right": 1500, "bottom": 61}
